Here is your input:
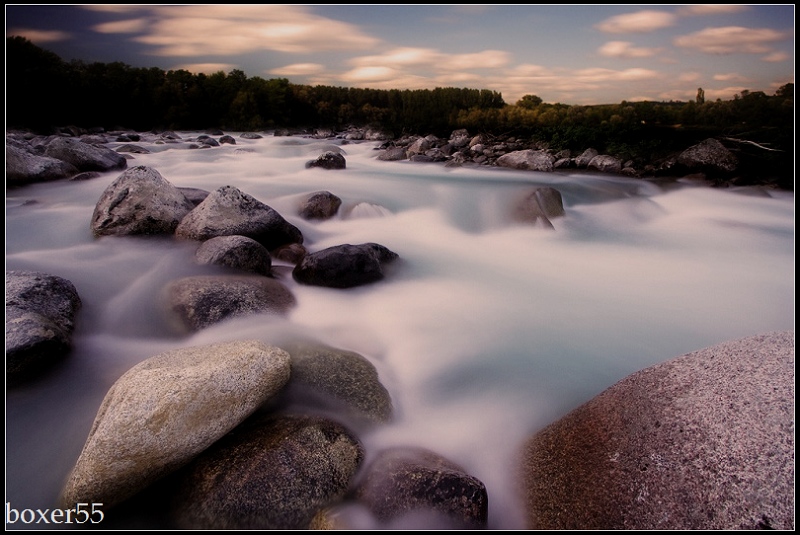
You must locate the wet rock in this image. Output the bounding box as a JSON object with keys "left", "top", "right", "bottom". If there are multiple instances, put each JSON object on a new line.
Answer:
{"left": 512, "top": 187, "right": 565, "bottom": 229}
{"left": 172, "top": 414, "right": 364, "bottom": 530}
{"left": 90, "top": 166, "right": 195, "bottom": 237}
{"left": 219, "top": 135, "right": 236, "bottom": 145}
{"left": 6, "top": 143, "right": 79, "bottom": 186}
{"left": 292, "top": 243, "right": 398, "bottom": 288}
{"left": 70, "top": 171, "right": 102, "bottom": 181}
{"left": 6, "top": 271, "right": 81, "bottom": 385}
{"left": 43, "top": 136, "right": 127, "bottom": 172}
{"left": 299, "top": 191, "right": 342, "bottom": 220}
{"left": 175, "top": 185, "right": 303, "bottom": 250}
{"left": 521, "top": 330, "right": 795, "bottom": 530}
{"left": 194, "top": 235, "right": 272, "bottom": 275}
{"left": 496, "top": 149, "right": 555, "bottom": 172}
{"left": 355, "top": 446, "right": 488, "bottom": 529}
{"left": 60, "top": 340, "right": 291, "bottom": 509}
{"left": 306, "top": 151, "right": 346, "bottom": 170}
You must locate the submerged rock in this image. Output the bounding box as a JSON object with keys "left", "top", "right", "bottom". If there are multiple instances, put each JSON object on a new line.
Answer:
{"left": 194, "top": 235, "right": 272, "bottom": 276}
{"left": 512, "top": 187, "right": 565, "bottom": 229}
{"left": 298, "top": 191, "right": 342, "bottom": 220}
{"left": 306, "top": 151, "right": 346, "bottom": 170}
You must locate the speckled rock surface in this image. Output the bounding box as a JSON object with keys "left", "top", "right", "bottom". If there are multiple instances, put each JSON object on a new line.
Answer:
{"left": 522, "top": 330, "right": 794, "bottom": 530}
{"left": 193, "top": 235, "right": 272, "bottom": 275}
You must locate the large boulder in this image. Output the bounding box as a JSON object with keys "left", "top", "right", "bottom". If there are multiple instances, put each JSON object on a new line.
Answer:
{"left": 194, "top": 235, "right": 272, "bottom": 276}
{"left": 164, "top": 275, "right": 295, "bottom": 332}
{"left": 292, "top": 243, "right": 398, "bottom": 288}
{"left": 43, "top": 136, "right": 127, "bottom": 172}
{"left": 677, "top": 138, "right": 739, "bottom": 175}
{"left": 355, "top": 446, "right": 489, "bottom": 529}
{"left": 298, "top": 191, "right": 342, "bottom": 220}
{"left": 496, "top": 150, "right": 555, "bottom": 172}
{"left": 172, "top": 414, "right": 364, "bottom": 530}
{"left": 282, "top": 341, "right": 393, "bottom": 424}
{"left": 574, "top": 148, "right": 599, "bottom": 168}
{"left": 91, "top": 166, "right": 195, "bottom": 237}
{"left": 376, "top": 147, "right": 408, "bottom": 161}
{"left": 306, "top": 151, "right": 346, "bottom": 170}
{"left": 521, "top": 330, "right": 795, "bottom": 530}
{"left": 6, "top": 271, "right": 82, "bottom": 385}
{"left": 6, "top": 144, "right": 79, "bottom": 186}
{"left": 175, "top": 185, "right": 303, "bottom": 250}
{"left": 60, "top": 340, "right": 291, "bottom": 509}
{"left": 588, "top": 154, "right": 623, "bottom": 174}
{"left": 512, "top": 187, "right": 565, "bottom": 229}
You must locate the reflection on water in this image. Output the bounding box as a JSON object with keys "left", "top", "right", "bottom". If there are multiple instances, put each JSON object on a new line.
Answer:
{"left": 5, "top": 133, "right": 794, "bottom": 529}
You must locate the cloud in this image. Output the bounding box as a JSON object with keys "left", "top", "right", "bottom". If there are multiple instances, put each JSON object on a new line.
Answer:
{"left": 93, "top": 18, "right": 149, "bottom": 34}
{"left": 269, "top": 63, "right": 326, "bottom": 76}
{"left": 713, "top": 73, "right": 749, "bottom": 82}
{"left": 677, "top": 5, "right": 749, "bottom": 16}
{"left": 595, "top": 10, "right": 677, "bottom": 34}
{"left": 674, "top": 26, "right": 788, "bottom": 54}
{"left": 349, "top": 47, "right": 511, "bottom": 71}
{"left": 6, "top": 28, "right": 71, "bottom": 43}
{"left": 678, "top": 72, "right": 701, "bottom": 83}
{"left": 341, "top": 66, "right": 402, "bottom": 83}
{"left": 598, "top": 41, "right": 661, "bottom": 58}
{"left": 574, "top": 68, "right": 661, "bottom": 82}
{"left": 762, "top": 51, "right": 789, "bottom": 62}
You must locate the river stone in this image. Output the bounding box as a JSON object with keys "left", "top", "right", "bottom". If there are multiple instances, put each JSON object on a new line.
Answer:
{"left": 194, "top": 235, "right": 272, "bottom": 275}
{"left": 292, "top": 243, "right": 399, "bottom": 288}
{"left": 172, "top": 414, "right": 364, "bottom": 530}
{"left": 376, "top": 147, "right": 408, "bottom": 161}
{"left": 43, "top": 136, "right": 127, "bottom": 172}
{"left": 91, "top": 165, "right": 195, "bottom": 237}
{"left": 575, "top": 148, "right": 599, "bottom": 168}
{"left": 282, "top": 341, "right": 393, "bottom": 424}
{"left": 299, "top": 190, "right": 342, "bottom": 220}
{"left": 6, "top": 270, "right": 82, "bottom": 384}
{"left": 355, "top": 446, "right": 489, "bottom": 529}
{"left": 512, "top": 187, "right": 565, "bottom": 229}
{"left": 164, "top": 275, "right": 295, "bottom": 332}
{"left": 677, "top": 138, "right": 738, "bottom": 175}
{"left": 496, "top": 150, "right": 555, "bottom": 172}
{"left": 522, "top": 330, "right": 795, "bottom": 530}
{"left": 306, "top": 150, "right": 346, "bottom": 170}
{"left": 175, "top": 185, "right": 303, "bottom": 250}
{"left": 6, "top": 144, "right": 80, "bottom": 186}
{"left": 60, "top": 340, "right": 291, "bottom": 509}
{"left": 588, "top": 154, "right": 623, "bottom": 174}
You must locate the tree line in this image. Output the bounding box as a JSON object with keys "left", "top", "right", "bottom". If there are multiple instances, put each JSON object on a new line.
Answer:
{"left": 6, "top": 36, "right": 793, "bottom": 161}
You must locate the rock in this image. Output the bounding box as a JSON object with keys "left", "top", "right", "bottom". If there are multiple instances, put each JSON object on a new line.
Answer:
{"left": 177, "top": 187, "right": 210, "bottom": 207}
{"left": 273, "top": 243, "right": 307, "bottom": 264}
{"left": 6, "top": 271, "right": 81, "bottom": 385}
{"left": 588, "top": 154, "right": 623, "bottom": 174}
{"left": 298, "top": 191, "right": 342, "bottom": 220}
{"left": 409, "top": 154, "right": 434, "bottom": 163}
{"left": 219, "top": 135, "right": 236, "bottom": 145}
{"left": 282, "top": 341, "right": 393, "bottom": 424}
{"left": 201, "top": 137, "right": 219, "bottom": 147}
{"left": 60, "top": 340, "right": 291, "bottom": 509}
{"left": 512, "top": 187, "right": 565, "bottom": 229}
{"left": 521, "top": 330, "right": 795, "bottom": 530}
{"left": 175, "top": 185, "right": 303, "bottom": 250}
{"left": 376, "top": 147, "right": 408, "bottom": 161}
{"left": 406, "top": 137, "right": 432, "bottom": 157}
{"left": 306, "top": 151, "right": 346, "bottom": 170}
{"left": 292, "top": 243, "right": 398, "bottom": 288}
{"left": 496, "top": 150, "right": 555, "bottom": 172}
{"left": 43, "top": 136, "right": 127, "bottom": 172}
{"left": 677, "top": 138, "right": 738, "bottom": 175}
{"left": 6, "top": 143, "right": 79, "bottom": 186}
{"left": 115, "top": 144, "right": 150, "bottom": 154}
{"left": 164, "top": 275, "right": 295, "bottom": 332}
{"left": 172, "top": 414, "right": 364, "bottom": 530}
{"left": 90, "top": 166, "right": 195, "bottom": 237}
{"left": 194, "top": 235, "right": 272, "bottom": 275}
{"left": 70, "top": 171, "right": 102, "bottom": 181}
{"left": 355, "top": 446, "right": 488, "bottom": 528}
{"left": 240, "top": 132, "right": 263, "bottom": 139}
{"left": 575, "top": 148, "right": 600, "bottom": 168}
{"left": 449, "top": 129, "right": 471, "bottom": 148}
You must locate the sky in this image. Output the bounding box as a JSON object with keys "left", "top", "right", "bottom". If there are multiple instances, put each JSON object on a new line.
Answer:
{"left": 5, "top": 4, "right": 795, "bottom": 106}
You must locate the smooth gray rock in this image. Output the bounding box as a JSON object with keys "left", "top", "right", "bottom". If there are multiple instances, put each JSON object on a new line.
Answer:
{"left": 240, "top": 132, "right": 263, "bottom": 139}
{"left": 292, "top": 243, "right": 398, "bottom": 288}
{"left": 496, "top": 150, "right": 555, "bottom": 172}
{"left": 6, "top": 144, "right": 79, "bottom": 186}
{"left": 219, "top": 135, "right": 236, "bottom": 145}
{"left": 283, "top": 341, "right": 393, "bottom": 424}
{"left": 194, "top": 235, "right": 272, "bottom": 275}
{"left": 115, "top": 144, "right": 150, "bottom": 154}
{"left": 376, "top": 147, "right": 408, "bottom": 161}
{"left": 677, "top": 138, "right": 739, "bottom": 175}
{"left": 6, "top": 271, "right": 81, "bottom": 384}
{"left": 512, "top": 187, "right": 565, "bottom": 229}
{"left": 522, "top": 330, "right": 795, "bottom": 530}
{"left": 588, "top": 154, "right": 623, "bottom": 174}
{"left": 172, "top": 414, "right": 364, "bottom": 530}
{"left": 299, "top": 191, "right": 342, "bottom": 220}
{"left": 575, "top": 148, "right": 600, "bottom": 168}
{"left": 175, "top": 185, "right": 303, "bottom": 250}
{"left": 91, "top": 166, "right": 195, "bottom": 237}
{"left": 355, "top": 446, "right": 489, "bottom": 529}
{"left": 43, "top": 136, "right": 127, "bottom": 172}
{"left": 306, "top": 151, "right": 346, "bottom": 170}
{"left": 164, "top": 275, "right": 296, "bottom": 332}
{"left": 60, "top": 340, "right": 291, "bottom": 509}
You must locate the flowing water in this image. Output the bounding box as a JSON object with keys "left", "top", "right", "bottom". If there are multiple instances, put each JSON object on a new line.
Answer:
{"left": 5, "top": 133, "right": 795, "bottom": 529}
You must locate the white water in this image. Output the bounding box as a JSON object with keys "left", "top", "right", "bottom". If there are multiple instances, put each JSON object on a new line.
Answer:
{"left": 5, "top": 133, "right": 795, "bottom": 529}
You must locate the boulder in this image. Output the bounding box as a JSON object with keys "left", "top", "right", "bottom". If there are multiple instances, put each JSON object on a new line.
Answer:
{"left": 512, "top": 187, "right": 565, "bottom": 229}
{"left": 90, "top": 166, "right": 195, "bottom": 237}
{"left": 575, "top": 148, "right": 599, "bottom": 168}
{"left": 240, "top": 132, "right": 263, "bottom": 139}
{"left": 115, "top": 144, "right": 150, "bottom": 154}
{"left": 175, "top": 185, "right": 303, "bottom": 250}
{"left": 306, "top": 151, "right": 346, "bottom": 170}
{"left": 282, "top": 341, "right": 393, "bottom": 424}
{"left": 588, "top": 154, "right": 623, "bottom": 174}
{"left": 298, "top": 191, "right": 342, "bottom": 220}
{"left": 60, "top": 340, "right": 291, "bottom": 509}
{"left": 194, "top": 235, "right": 272, "bottom": 275}
{"left": 449, "top": 129, "right": 471, "bottom": 148}
{"left": 677, "top": 138, "right": 738, "bottom": 175}
{"left": 496, "top": 150, "right": 555, "bottom": 172}
{"left": 177, "top": 187, "right": 210, "bottom": 207}
{"left": 355, "top": 446, "right": 488, "bottom": 529}
{"left": 6, "top": 143, "right": 79, "bottom": 186}
{"left": 164, "top": 275, "right": 295, "bottom": 332}
{"left": 521, "top": 330, "right": 795, "bottom": 530}
{"left": 376, "top": 147, "right": 408, "bottom": 161}
{"left": 219, "top": 135, "right": 236, "bottom": 145}
{"left": 292, "top": 243, "right": 398, "bottom": 288}
{"left": 43, "top": 136, "right": 127, "bottom": 172}
{"left": 172, "top": 414, "right": 364, "bottom": 529}
{"left": 6, "top": 271, "right": 81, "bottom": 385}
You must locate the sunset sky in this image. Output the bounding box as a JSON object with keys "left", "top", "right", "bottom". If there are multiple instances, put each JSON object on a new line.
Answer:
{"left": 5, "top": 4, "right": 795, "bottom": 105}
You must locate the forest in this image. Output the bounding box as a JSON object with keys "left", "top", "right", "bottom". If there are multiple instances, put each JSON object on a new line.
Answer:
{"left": 6, "top": 36, "right": 794, "bottom": 164}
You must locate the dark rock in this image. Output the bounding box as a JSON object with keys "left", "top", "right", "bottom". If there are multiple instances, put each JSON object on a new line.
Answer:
{"left": 677, "top": 138, "right": 738, "bottom": 176}
{"left": 6, "top": 144, "right": 79, "bottom": 186}
{"left": 219, "top": 135, "right": 236, "bottom": 145}
{"left": 512, "top": 187, "right": 565, "bottom": 229}
{"left": 376, "top": 147, "right": 408, "bottom": 161}
{"left": 355, "top": 446, "right": 488, "bottom": 529}
{"left": 194, "top": 235, "right": 272, "bottom": 275}
{"left": 69, "top": 171, "right": 102, "bottom": 181}
{"left": 409, "top": 154, "right": 434, "bottom": 163}
{"left": 292, "top": 243, "right": 398, "bottom": 288}
{"left": 575, "top": 148, "right": 599, "bottom": 168}
{"left": 175, "top": 185, "right": 303, "bottom": 250}
{"left": 521, "top": 330, "right": 795, "bottom": 530}
{"left": 273, "top": 243, "right": 307, "bottom": 264}
{"left": 306, "top": 151, "right": 346, "bottom": 170}
{"left": 449, "top": 129, "right": 471, "bottom": 148}
{"left": 164, "top": 275, "right": 296, "bottom": 332}
{"left": 43, "top": 137, "right": 127, "bottom": 172}
{"left": 6, "top": 271, "right": 82, "bottom": 385}
{"left": 91, "top": 166, "right": 195, "bottom": 237}
{"left": 172, "top": 414, "right": 364, "bottom": 530}
{"left": 299, "top": 191, "right": 342, "bottom": 220}
{"left": 176, "top": 187, "right": 210, "bottom": 207}
{"left": 201, "top": 137, "right": 219, "bottom": 147}
{"left": 240, "top": 132, "right": 263, "bottom": 139}
{"left": 588, "top": 154, "right": 623, "bottom": 174}
{"left": 115, "top": 144, "right": 150, "bottom": 154}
